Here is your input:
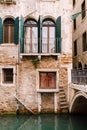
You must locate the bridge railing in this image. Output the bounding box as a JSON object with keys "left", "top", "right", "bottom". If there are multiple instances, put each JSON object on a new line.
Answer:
{"left": 71, "top": 69, "right": 87, "bottom": 85}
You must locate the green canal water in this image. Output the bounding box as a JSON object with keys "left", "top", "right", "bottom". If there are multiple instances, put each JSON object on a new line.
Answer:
{"left": 0, "top": 114, "right": 86, "bottom": 130}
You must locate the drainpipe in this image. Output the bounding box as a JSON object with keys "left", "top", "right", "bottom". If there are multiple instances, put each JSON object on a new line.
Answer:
{"left": 16, "top": 16, "right": 21, "bottom": 114}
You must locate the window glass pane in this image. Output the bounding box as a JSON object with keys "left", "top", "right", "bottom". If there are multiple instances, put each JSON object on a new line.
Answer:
{"left": 4, "top": 25, "right": 8, "bottom": 43}
{"left": 49, "top": 27, "right": 55, "bottom": 52}
{"left": 32, "top": 27, "right": 38, "bottom": 52}
{"left": 42, "top": 27, "right": 47, "bottom": 53}
{"left": 3, "top": 18, "right": 14, "bottom": 43}
{"left": 24, "top": 27, "right": 30, "bottom": 53}
{"left": 3, "top": 68, "right": 13, "bottom": 83}
{"left": 24, "top": 19, "right": 37, "bottom": 53}
{"left": 10, "top": 25, "right": 14, "bottom": 43}
{"left": 42, "top": 19, "right": 55, "bottom": 53}
{"left": 43, "top": 20, "right": 54, "bottom": 25}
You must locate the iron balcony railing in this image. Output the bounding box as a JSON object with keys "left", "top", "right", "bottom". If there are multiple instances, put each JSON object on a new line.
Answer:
{"left": 71, "top": 69, "right": 87, "bottom": 85}
{"left": 24, "top": 38, "right": 60, "bottom": 53}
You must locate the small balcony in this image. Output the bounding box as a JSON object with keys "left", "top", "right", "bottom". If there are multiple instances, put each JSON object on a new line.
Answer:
{"left": 71, "top": 69, "right": 87, "bottom": 85}
{"left": 20, "top": 38, "right": 61, "bottom": 57}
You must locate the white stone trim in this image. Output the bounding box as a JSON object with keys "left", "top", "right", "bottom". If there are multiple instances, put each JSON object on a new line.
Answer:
{"left": 37, "top": 89, "right": 58, "bottom": 93}
{"left": 54, "top": 93, "right": 58, "bottom": 113}
{"left": 36, "top": 69, "right": 59, "bottom": 113}
{"left": 38, "top": 93, "right": 42, "bottom": 113}
{"left": 67, "top": 63, "right": 72, "bottom": 102}
{"left": 41, "top": 0, "right": 57, "bottom": 2}
{"left": 0, "top": 66, "right": 16, "bottom": 87}
{"left": 37, "top": 92, "right": 58, "bottom": 113}
{"left": 36, "top": 69, "right": 59, "bottom": 90}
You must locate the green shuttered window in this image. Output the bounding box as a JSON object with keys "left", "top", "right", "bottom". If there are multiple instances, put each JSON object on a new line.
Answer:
{"left": 19, "top": 16, "right": 61, "bottom": 54}
{"left": 0, "top": 17, "right": 19, "bottom": 44}
{"left": 20, "top": 16, "right": 24, "bottom": 53}
{"left": 38, "top": 16, "right": 42, "bottom": 53}
{"left": 14, "top": 17, "right": 19, "bottom": 45}
{"left": 56, "top": 16, "right": 61, "bottom": 53}
{"left": 0, "top": 16, "right": 61, "bottom": 54}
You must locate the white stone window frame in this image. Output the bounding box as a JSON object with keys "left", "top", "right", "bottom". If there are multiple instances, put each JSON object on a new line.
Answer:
{"left": 1, "top": 66, "right": 16, "bottom": 86}
{"left": 36, "top": 69, "right": 59, "bottom": 113}
{"left": 36, "top": 69, "right": 59, "bottom": 92}
{"left": 41, "top": 0, "right": 57, "bottom": 2}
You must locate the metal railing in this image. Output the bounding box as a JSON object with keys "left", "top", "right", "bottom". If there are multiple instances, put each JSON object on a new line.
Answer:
{"left": 24, "top": 38, "right": 59, "bottom": 53}
{"left": 24, "top": 38, "right": 38, "bottom": 53}
{"left": 71, "top": 69, "right": 87, "bottom": 84}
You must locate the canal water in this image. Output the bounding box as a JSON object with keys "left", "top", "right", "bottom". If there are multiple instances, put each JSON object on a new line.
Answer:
{"left": 0, "top": 114, "right": 86, "bottom": 130}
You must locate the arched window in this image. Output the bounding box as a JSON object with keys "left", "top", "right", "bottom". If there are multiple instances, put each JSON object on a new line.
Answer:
{"left": 42, "top": 19, "right": 55, "bottom": 53}
{"left": 24, "top": 19, "right": 38, "bottom": 53}
{"left": 3, "top": 18, "right": 15, "bottom": 43}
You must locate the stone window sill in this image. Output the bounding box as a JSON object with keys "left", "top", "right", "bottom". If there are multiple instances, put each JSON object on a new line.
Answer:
{"left": 37, "top": 89, "right": 59, "bottom": 93}
{"left": 0, "top": 1, "right": 16, "bottom": 5}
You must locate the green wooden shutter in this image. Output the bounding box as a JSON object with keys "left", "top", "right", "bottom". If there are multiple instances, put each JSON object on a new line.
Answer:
{"left": 20, "top": 16, "right": 24, "bottom": 53}
{"left": 0, "top": 17, "right": 3, "bottom": 44}
{"left": 14, "top": 17, "right": 19, "bottom": 45}
{"left": 38, "top": 16, "right": 42, "bottom": 53}
{"left": 56, "top": 16, "right": 61, "bottom": 53}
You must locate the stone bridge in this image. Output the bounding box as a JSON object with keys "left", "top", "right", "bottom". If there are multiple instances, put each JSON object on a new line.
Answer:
{"left": 69, "top": 84, "right": 87, "bottom": 114}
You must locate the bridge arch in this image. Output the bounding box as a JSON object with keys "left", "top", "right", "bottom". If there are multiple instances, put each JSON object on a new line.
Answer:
{"left": 69, "top": 91, "right": 87, "bottom": 114}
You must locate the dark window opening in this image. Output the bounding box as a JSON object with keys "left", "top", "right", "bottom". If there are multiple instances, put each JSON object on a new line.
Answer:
{"left": 3, "top": 68, "right": 13, "bottom": 83}
{"left": 73, "top": 0, "right": 75, "bottom": 7}
{"left": 74, "top": 40, "right": 77, "bottom": 56}
{"left": 81, "top": 0, "right": 86, "bottom": 19}
{"left": 73, "top": 19, "right": 76, "bottom": 30}
{"left": 78, "top": 62, "right": 82, "bottom": 70}
{"left": 84, "top": 64, "right": 87, "bottom": 69}
{"left": 83, "top": 32, "right": 87, "bottom": 52}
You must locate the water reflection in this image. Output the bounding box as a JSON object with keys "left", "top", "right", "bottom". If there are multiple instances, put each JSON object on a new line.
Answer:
{"left": 0, "top": 114, "right": 86, "bottom": 130}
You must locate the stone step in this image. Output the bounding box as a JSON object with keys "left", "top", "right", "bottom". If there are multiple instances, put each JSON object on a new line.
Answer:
{"left": 59, "top": 91, "right": 65, "bottom": 95}
{"left": 59, "top": 95, "right": 66, "bottom": 98}
{"left": 60, "top": 98, "right": 67, "bottom": 102}
{"left": 60, "top": 105, "right": 68, "bottom": 109}
{"left": 60, "top": 101, "right": 68, "bottom": 105}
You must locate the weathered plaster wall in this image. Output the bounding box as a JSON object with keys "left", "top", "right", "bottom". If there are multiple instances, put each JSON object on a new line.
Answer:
{"left": 0, "top": 0, "right": 72, "bottom": 114}
{"left": 72, "top": 0, "right": 87, "bottom": 68}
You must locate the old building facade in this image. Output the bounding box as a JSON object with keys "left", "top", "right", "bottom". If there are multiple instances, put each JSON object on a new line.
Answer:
{"left": 69, "top": 0, "right": 87, "bottom": 114}
{"left": 0, "top": 0, "right": 72, "bottom": 114}
{"left": 72, "top": 0, "right": 87, "bottom": 70}
{"left": 72, "top": 0, "right": 87, "bottom": 85}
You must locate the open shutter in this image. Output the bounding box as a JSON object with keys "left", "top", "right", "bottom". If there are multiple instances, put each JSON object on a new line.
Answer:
{"left": 20, "top": 16, "right": 24, "bottom": 53}
{"left": 14, "top": 17, "right": 19, "bottom": 45}
{"left": 56, "top": 16, "right": 61, "bottom": 53}
{"left": 0, "top": 17, "right": 3, "bottom": 44}
{"left": 38, "top": 16, "right": 42, "bottom": 53}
